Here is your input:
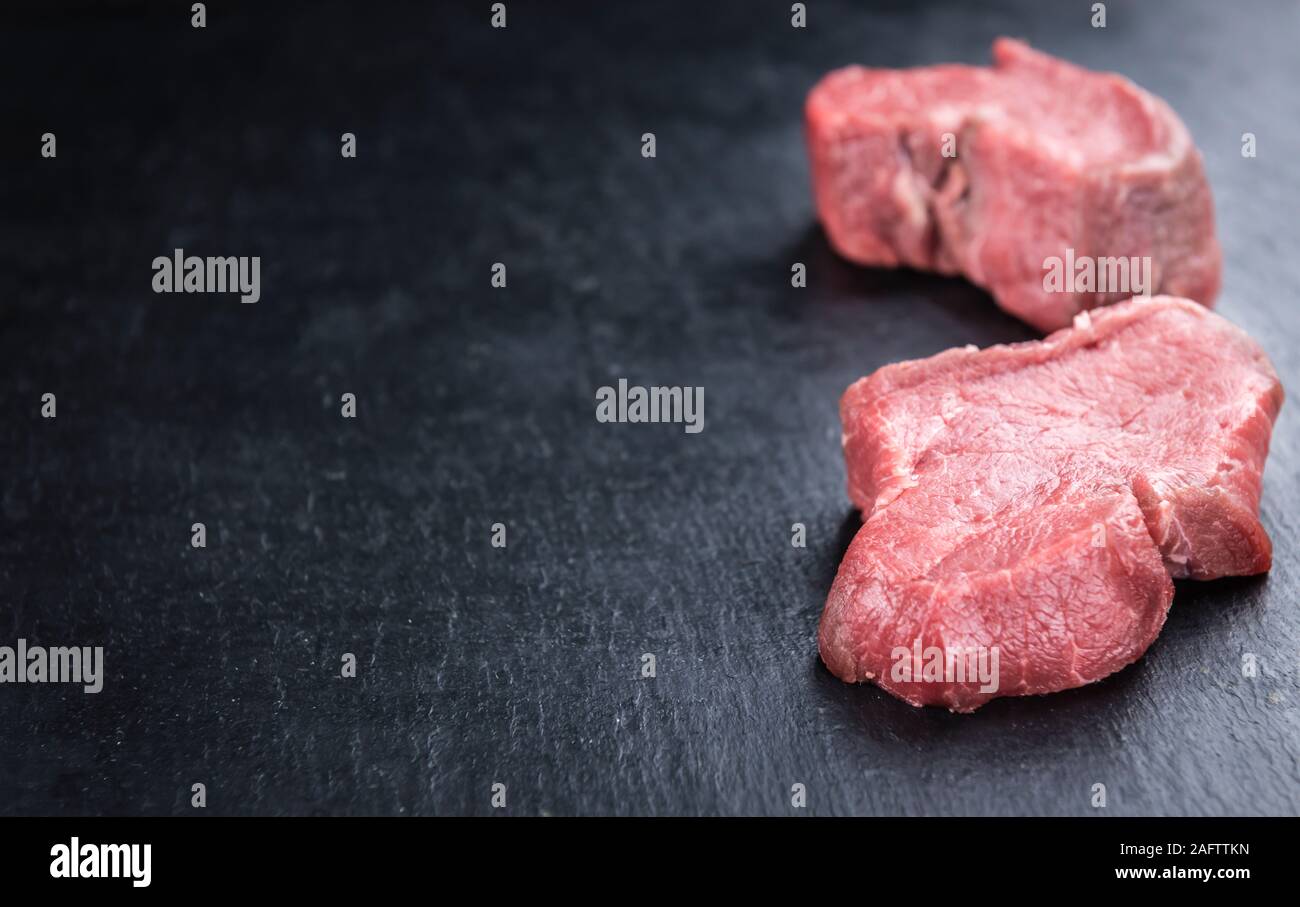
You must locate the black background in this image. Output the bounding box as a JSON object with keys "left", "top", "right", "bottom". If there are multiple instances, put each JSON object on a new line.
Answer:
{"left": 1, "top": 0, "right": 1297, "bottom": 816}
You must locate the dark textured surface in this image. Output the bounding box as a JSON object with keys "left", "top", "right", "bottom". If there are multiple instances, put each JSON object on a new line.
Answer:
{"left": 1, "top": 0, "right": 1297, "bottom": 816}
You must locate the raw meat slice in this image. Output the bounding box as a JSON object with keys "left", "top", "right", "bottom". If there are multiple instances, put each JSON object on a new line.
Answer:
{"left": 805, "top": 39, "right": 1221, "bottom": 332}
{"left": 820, "top": 297, "right": 1283, "bottom": 711}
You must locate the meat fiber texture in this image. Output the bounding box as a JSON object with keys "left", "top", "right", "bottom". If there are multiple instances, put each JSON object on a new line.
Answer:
{"left": 819, "top": 297, "right": 1283, "bottom": 711}
{"left": 806, "top": 39, "right": 1221, "bottom": 332}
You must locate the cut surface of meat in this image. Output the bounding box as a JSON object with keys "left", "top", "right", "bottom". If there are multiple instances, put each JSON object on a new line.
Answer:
{"left": 805, "top": 39, "right": 1221, "bottom": 332}
{"left": 820, "top": 297, "right": 1283, "bottom": 711}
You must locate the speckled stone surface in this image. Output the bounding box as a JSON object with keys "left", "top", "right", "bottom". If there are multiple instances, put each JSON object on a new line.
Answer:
{"left": 0, "top": 0, "right": 1296, "bottom": 815}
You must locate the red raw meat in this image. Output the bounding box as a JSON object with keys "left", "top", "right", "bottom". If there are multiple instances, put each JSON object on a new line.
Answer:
{"left": 805, "top": 39, "right": 1221, "bottom": 332}
{"left": 820, "top": 297, "right": 1283, "bottom": 711}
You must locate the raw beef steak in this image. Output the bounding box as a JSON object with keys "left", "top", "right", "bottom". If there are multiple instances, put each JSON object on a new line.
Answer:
{"left": 820, "top": 297, "right": 1283, "bottom": 711}
{"left": 805, "top": 39, "right": 1221, "bottom": 332}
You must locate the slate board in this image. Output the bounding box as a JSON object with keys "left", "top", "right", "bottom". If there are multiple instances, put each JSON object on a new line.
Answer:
{"left": 1, "top": 0, "right": 1297, "bottom": 816}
